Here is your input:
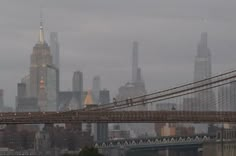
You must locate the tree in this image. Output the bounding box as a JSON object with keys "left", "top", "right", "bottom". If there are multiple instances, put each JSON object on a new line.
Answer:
{"left": 63, "top": 147, "right": 103, "bottom": 156}
{"left": 63, "top": 154, "right": 78, "bottom": 156}
{"left": 78, "top": 147, "right": 104, "bottom": 156}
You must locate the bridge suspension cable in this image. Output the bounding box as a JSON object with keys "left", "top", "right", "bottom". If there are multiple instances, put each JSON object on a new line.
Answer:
{"left": 1, "top": 70, "right": 236, "bottom": 123}
{"left": 81, "top": 69, "right": 236, "bottom": 112}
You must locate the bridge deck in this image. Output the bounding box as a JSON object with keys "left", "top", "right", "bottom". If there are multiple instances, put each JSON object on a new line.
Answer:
{"left": 0, "top": 111, "right": 235, "bottom": 124}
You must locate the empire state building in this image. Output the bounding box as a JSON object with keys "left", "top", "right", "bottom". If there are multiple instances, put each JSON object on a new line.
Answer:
{"left": 194, "top": 32, "right": 216, "bottom": 111}
{"left": 29, "top": 17, "right": 52, "bottom": 98}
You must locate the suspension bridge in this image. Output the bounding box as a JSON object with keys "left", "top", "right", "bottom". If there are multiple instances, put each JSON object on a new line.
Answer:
{"left": 2, "top": 70, "right": 236, "bottom": 124}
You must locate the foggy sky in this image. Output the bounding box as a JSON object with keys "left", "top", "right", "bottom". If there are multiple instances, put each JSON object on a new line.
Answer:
{"left": 0, "top": 0, "right": 236, "bottom": 108}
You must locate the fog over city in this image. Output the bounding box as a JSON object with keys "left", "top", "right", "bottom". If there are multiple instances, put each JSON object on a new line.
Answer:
{"left": 0, "top": 0, "right": 236, "bottom": 107}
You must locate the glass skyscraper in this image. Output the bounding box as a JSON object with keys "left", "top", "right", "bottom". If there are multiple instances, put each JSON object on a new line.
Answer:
{"left": 50, "top": 32, "right": 60, "bottom": 70}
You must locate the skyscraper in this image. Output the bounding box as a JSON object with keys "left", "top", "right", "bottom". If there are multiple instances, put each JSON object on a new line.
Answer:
{"left": 115, "top": 42, "right": 155, "bottom": 137}
{"left": 96, "top": 89, "right": 110, "bottom": 142}
{"left": 30, "top": 15, "right": 52, "bottom": 98}
{"left": 45, "top": 65, "right": 58, "bottom": 111}
{"left": 50, "top": 32, "right": 60, "bottom": 70}
{"left": 50, "top": 32, "right": 60, "bottom": 97}
{"left": 92, "top": 76, "right": 101, "bottom": 103}
{"left": 193, "top": 32, "right": 215, "bottom": 111}
{"left": 117, "top": 41, "right": 146, "bottom": 107}
{"left": 191, "top": 32, "right": 216, "bottom": 134}
{"left": 16, "top": 83, "right": 39, "bottom": 112}
{"left": 72, "top": 71, "right": 83, "bottom": 93}
{"left": 194, "top": 32, "right": 212, "bottom": 82}
{"left": 218, "top": 81, "right": 236, "bottom": 112}
{"left": 28, "top": 14, "right": 58, "bottom": 112}
{"left": 84, "top": 90, "right": 95, "bottom": 136}
{"left": 21, "top": 75, "right": 30, "bottom": 97}
{"left": 0, "top": 89, "right": 4, "bottom": 110}
{"left": 71, "top": 71, "right": 83, "bottom": 109}
{"left": 218, "top": 85, "right": 231, "bottom": 112}
{"left": 132, "top": 41, "right": 139, "bottom": 83}
{"left": 17, "top": 83, "right": 26, "bottom": 98}
{"left": 38, "top": 79, "right": 47, "bottom": 111}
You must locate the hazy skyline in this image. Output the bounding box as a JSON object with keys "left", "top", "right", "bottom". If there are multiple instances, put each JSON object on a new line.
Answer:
{"left": 0, "top": 0, "right": 236, "bottom": 107}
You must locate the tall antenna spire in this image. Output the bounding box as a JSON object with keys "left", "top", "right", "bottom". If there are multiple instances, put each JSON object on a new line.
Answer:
{"left": 132, "top": 41, "right": 139, "bottom": 83}
{"left": 202, "top": 18, "right": 208, "bottom": 33}
{"left": 39, "top": 8, "right": 45, "bottom": 44}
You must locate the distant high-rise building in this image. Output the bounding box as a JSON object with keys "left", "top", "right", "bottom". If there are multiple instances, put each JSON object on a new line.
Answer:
{"left": 193, "top": 32, "right": 216, "bottom": 111}
{"left": 229, "top": 81, "right": 236, "bottom": 111}
{"left": 58, "top": 91, "right": 83, "bottom": 110}
{"left": 72, "top": 71, "right": 83, "bottom": 93}
{"left": 115, "top": 42, "right": 155, "bottom": 137}
{"left": 191, "top": 32, "right": 216, "bottom": 134}
{"left": 21, "top": 75, "right": 30, "bottom": 97}
{"left": 194, "top": 32, "right": 212, "bottom": 82}
{"left": 30, "top": 15, "right": 52, "bottom": 98}
{"left": 16, "top": 83, "right": 39, "bottom": 112}
{"left": 45, "top": 65, "right": 58, "bottom": 111}
{"left": 38, "top": 79, "right": 47, "bottom": 111}
{"left": 131, "top": 41, "right": 145, "bottom": 91}
{"left": 27, "top": 15, "right": 58, "bottom": 112}
{"left": 99, "top": 89, "right": 110, "bottom": 104}
{"left": 96, "top": 89, "right": 110, "bottom": 142}
{"left": 17, "top": 83, "right": 26, "bottom": 98}
{"left": 49, "top": 32, "right": 60, "bottom": 101}
{"left": 117, "top": 42, "right": 146, "bottom": 107}
{"left": 132, "top": 41, "right": 139, "bottom": 83}
{"left": 218, "top": 81, "right": 236, "bottom": 112}
{"left": 50, "top": 32, "right": 60, "bottom": 69}
{"left": 83, "top": 89, "right": 110, "bottom": 142}
{"left": 16, "top": 97, "right": 39, "bottom": 112}
{"left": 217, "top": 81, "right": 236, "bottom": 129}
{"left": 218, "top": 86, "right": 231, "bottom": 112}
{"left": 92, "top": 76, "right": 101, "bottom": 103}
{"left": 0, "top": 89, "right": 4, "bottom": 110}
{"left": 16, "top": 82, "right": 39, "bottom": 112}
{"left": 84, "top": 90, "right": 95, "bottom": 137}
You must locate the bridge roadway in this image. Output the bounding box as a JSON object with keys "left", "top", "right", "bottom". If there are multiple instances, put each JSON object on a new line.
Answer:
{"left": 0, "top": 111, "right": 235, "bottom": 124}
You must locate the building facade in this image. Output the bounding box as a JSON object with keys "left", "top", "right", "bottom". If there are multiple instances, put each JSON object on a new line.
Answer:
{"left": 218, "top": 81, "right": 236, "bottom": 112}
{"left": 0, "top": 90, "right": 3, "bottom": 110}
{"left": 21, "top": 75, "right": 30, "bottom": 97}
{"left": 96, "top": 89, "right": 110, "bottom": 142}
{"left": 26, "top": 16, "right": 58, "bottom": 112}
{"left": 115, "top": 41, "right": 155, "bottom": 138}
{"left": 50, "top": 32, "right": 60, "bottom": 70}
{"left": 16, "top": 82, "right": 39, "bottom": 112}
{"left": 194, "top": 32, "right": 216, "bottom": 112}
{"left": 30, "top": 37, "right": 52, "bottom": 98}
{"left": 45, "top": 65, "right": 58, "bottom": 111}
{"left": 72, "top": 71, "right": 83, "bottom": 93}
{"left": 132, "top": 41, "right": 139, "bottom": 83}
{"left": 92, "top": 76, "right": 101, "bottom": 104}
{"left": 50, "top": 32, "right": 60, "bottom": 102}
{"left": 58, "top": 91, "right": 83, "bottom": 111}
{"left": 16, "top": 97, "right": 39, "bottom": 112}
